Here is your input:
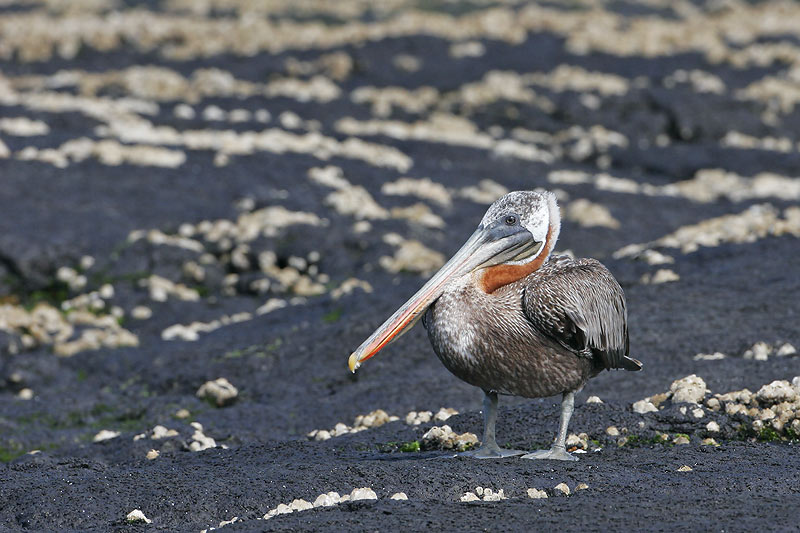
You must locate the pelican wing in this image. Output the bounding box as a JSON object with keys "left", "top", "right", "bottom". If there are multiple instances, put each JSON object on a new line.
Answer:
{"left": 523, "top": 257, "right": 641, "bottom": 371}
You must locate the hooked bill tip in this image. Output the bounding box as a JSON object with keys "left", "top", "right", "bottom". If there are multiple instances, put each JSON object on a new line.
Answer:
{"left": 348, "top": 352, "right": 361, "bottom": 373}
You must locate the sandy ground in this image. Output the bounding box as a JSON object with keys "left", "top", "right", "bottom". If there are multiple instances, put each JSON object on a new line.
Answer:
{"left": 1, "top": 0, "right": 800, "bottom": 531}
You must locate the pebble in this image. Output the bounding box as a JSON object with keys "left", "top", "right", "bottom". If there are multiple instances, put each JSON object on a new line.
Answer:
{"left": 175, "top": 408, "right": 190, "bottom": 419}
{"left": 313, "top": 430, "right": 331, "bottom": 441}
{"left": 633, "top": 399, "right": 658, "bottom": 413}
{"left": 694, "top": 352, "right": 726, "bottom": 360}
{"left": 586, "top": 395, "right": 603, "bottom": 404}
{"left": 349, "top": 487, "right": 378, "bottom": 501}
{"left": 421, "top": 425, "right": 478, "bottom": 451}
{"left": 17, "top": 388, "right": 33, "bottom": 400}
{"left": 390, "top": 492, "right": 408, "bottom": 500}
{"left": 672, "top": 435, "right": 690, "bottom": 445}
{"left": 131, "top": 306, "right": 153, "bottom": 320}
{"left": 776, "top": 343, "right": 796, "bottom": 356}
{"left": 691, "top": 408, "right": 705, "bottom": 419}
{"left": 527, "top": 488, "right": 548, "bottom": 499}
{"left": 405, "top": 411, "right": 432, "bottom": 425}
{"left": 565, "top": 433, "right": 588, "bottom": 450}
{"left": 706, "top": 421, "right": 720, "bottom": 433}
{"left": 146, "top": 449, "right": 159, "bottom": 460}
{"left": 606, "top": 426, "right": 620, "bottom": 436}
{"left": 481, "top": 488, "right": 506, "bottom": 501}
{"left": 641, "top": 268, "right": 680, "bottom": 284}
{"left": 670, "top": 374, "right": 708, "bottom": 404}
{"left": 755, "top": 380, "right": 797, "bottom": 405}
{"left": 554, "top": 483, "right": 571, "bottom": 496}
{"left": 274, "top": 503, "right": 293, "bottom": 515}
{"left": 460, "top": 492, "right": 480, "bottom": 502}
{"left": 126, "top": 509, "right": 152, "bottom": 524}
{"left": 313, "top": 492, "right": 341, "bottom": 507}
{"left": 677, "top": 465, "right": 693, "bottom": 472}
{"left": 743, "top": 341, "right": 771, "bottom": 360}
{"left": 289, "top": 499, "right": 313, "bottom": 511}
{"left": 189, "top": 422, "right": 216, "bottom": 451}
{"left": 433, "top": 407, "right": 458, "bottom": 421}
{"left": 151, "top": 425, "right": 179, "bottom": 439}
{"left": 701, "top": 438, "right": 719, "bottom": 446}
{"left": 196, "top": 377, "right": 239, "bottom": 407}
{"left": 575, "top": 483, "right": 589, "bottom": 491}
{"left": 93, "top": 429, "right": 120, "bottom": 442}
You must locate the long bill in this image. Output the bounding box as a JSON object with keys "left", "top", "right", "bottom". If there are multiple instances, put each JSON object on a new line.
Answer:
{"left": 347, "top": 224, "right": 534, "bottom": 372}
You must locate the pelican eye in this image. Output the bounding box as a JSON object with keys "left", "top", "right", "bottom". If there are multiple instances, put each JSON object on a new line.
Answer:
{"left": 504, "top": 215, "right": 518, "bottom": 226}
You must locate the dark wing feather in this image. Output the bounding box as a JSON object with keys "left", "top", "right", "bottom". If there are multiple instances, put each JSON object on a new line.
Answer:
{"left": 523, "top": 257, "right": 641, "bottom": 371}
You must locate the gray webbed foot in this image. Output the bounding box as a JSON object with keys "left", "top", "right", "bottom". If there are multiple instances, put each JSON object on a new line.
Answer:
{"left": 521, "top": 446, "right": 578, "bottom": 462}
{"left": 459, "top": 445, "right": 525, "bottom": 459}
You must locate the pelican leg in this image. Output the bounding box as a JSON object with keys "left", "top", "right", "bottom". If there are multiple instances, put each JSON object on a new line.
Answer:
{"left": 459, "top": 390, "right": 525, "bottom": 459}
{"left": 522, "top": 391, "right": 579, "bottom": 461}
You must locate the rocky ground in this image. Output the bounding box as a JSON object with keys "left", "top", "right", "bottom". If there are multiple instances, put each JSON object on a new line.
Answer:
{"left": 1, "top": 0, "right": 800, "bottom": 531}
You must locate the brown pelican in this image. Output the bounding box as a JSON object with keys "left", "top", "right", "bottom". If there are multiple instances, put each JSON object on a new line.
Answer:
{"left": 348, "top": 190, "right": 641, "bottom": 460}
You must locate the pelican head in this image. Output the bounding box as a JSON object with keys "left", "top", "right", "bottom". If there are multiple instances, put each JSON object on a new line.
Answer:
{"left": 348, "top": 190, "right": 561, "bottom": 372}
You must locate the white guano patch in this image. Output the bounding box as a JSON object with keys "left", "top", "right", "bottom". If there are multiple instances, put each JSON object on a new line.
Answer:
{"left": 615, "top": 204, "right": 800, "bottom": 257}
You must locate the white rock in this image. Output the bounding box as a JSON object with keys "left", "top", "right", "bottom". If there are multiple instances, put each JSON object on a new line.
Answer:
{"left": 606, "top": 426, "right": 620, "bottom": 436}
{"left": 793, "top": 376, "right": 800, "bottom": 390}
{"left": 313, "top": 492, "right": 341, "bottom": 507}
{"left": 126, "top": 509, "right": 151, "bottom": 523}
{"left": 743, "top": 341, "right": 772, "bottom": 360}
{"left": 670, "top": 374, "right": 708, "bottom": 404}
{"left": 694, "top": 352, "right": 726, "bottom": 361}
{"left": 633, "top": 399, "right": 658, "bottom": 414}
{"left": 650, "top": 268, "right": 680, "bottom": 284}
{"left": 151, "top": 425, "right": 179, "bottom": 439}
{"left": 17, "top": 388, "right": 33, "bottom": 400}
{"left": 433, "top": 407, "right": 458, "bottom": 421}
{"left": 131, "top": 306, "right": 153, "bottom": 320}
{"left": 677, "top": 465, "right": 693, "bottom": 472}
{"left": 146, "top": 449, "right": 159, "bottom": 460}
{"left": 350, "top": 487, "right": 377, "bottom": 501}
{"left": 527, "top": 488, "right": 548, "bottom": 499}
{"left": 196, "top": 377, "right": 238, "bottom": 407}
{"left": 289, "top": 499, "right": 313, "bottom": 511}
{"left": 776, "top": 343, "right": 797, "bottom": 356}
{"left": 756, "top": 380, "right": 797, "bottom": 405}
{"left": 586, "top": 395, "right": 603, "bottom": 404}
{"left": 706, "top": 421, "right": 720, "bottom": 433}
{"left": 554, "top": 483, "right": 570, "bottom": 496}
{"left": 390, "top": 492, "right": 408, "bottom": 500}
{"left": 274, "top": 503, "right": 293, "bottom": 515}
{"left": 481, "top": 488, "right": 506, "bottom": 501}
{"left": 460, "top": 492, "right": 480, "bottom": 502}
{"left": 218, "top": 516, "right": 239, "bottom": 527}
{"left": 314, "top": 430, "right": 331, "bottom": 441}
{"left": 189, "top": 422, "right": 216, "bottom": 451}
{"left": 93, "top": 429, "right": 120, "bottom": 442}
{"left": 691, "top": 408, "right": 705, "bottom": 419}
